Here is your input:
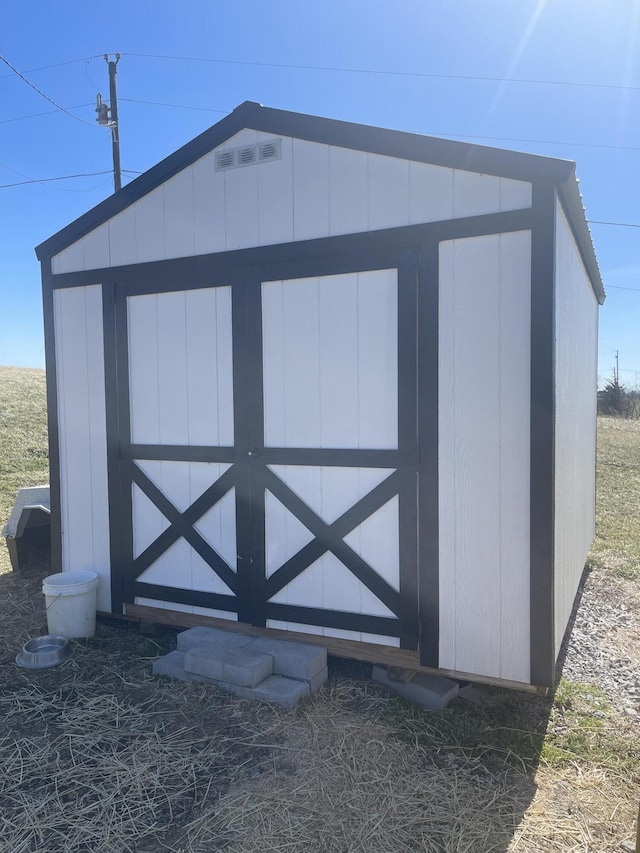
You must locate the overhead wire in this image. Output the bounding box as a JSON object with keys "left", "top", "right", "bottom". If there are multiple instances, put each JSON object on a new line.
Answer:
{"left": 0, "top": 104, "right": 94, "bottom": 124}
{"left": 0, "top": 55, "right": 104, "bottom": 80}
{"left": 121, "top": 51, "right": 640, "bottom": 94}
{"left": 0, "top": 54, "right": 100, "bottom": 127}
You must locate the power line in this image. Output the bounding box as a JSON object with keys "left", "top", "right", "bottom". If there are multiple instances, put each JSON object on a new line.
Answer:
{"left": 589, "top": 219, "right": 640, "bottom": 229}
{"left": 122, "top": 51, "right": 640, "bottom": 94}
{"left": 0, "top": 55, "right": 103, "bottom": 80}
{"left": 0, "top": 54, "right": 99, "bottom": 127}
{"left": 422, "top": 130, "right": 640, "bottom": 154}
{"left": 0, "top": 168, "right": 142, "bottom": 190}
{"left": 120, "top": 97, "right": 228, "bottom": 114}
{"left": 606, "top": 285, "right": 640, "bottom": 293}
{"left": 0, "top": 104, "right": 93, "bottom": 124}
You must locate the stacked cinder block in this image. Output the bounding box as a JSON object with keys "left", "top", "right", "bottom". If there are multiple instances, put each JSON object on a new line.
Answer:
{"left": 152, "top": 626, "right": 328, "bottom": 711}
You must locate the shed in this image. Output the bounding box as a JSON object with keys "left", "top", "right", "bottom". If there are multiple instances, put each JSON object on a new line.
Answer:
{"left": 35, "top": 102, "right": 604, "bottom": 689}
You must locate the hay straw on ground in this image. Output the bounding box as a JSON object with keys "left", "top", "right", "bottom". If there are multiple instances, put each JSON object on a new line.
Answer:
{"left": 0, "top": 569, "right": 636, "bottom": 852}
{"left": 214, "top": 685, "right": 531, "bottom": 853}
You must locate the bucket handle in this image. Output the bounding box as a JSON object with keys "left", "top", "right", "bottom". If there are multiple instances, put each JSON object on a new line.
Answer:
{"left": 45, "top": 593, "right": 62, "bottom": 610}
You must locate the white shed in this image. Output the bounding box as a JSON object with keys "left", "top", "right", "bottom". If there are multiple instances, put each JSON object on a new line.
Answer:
{"left": 36, "top": 102, "right": 604, "bottom": 689}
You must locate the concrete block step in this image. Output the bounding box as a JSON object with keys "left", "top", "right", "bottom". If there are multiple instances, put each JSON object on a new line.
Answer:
{"left": 248, "top": 637, "right": 327, "bottom": 681}
{"left": 184, "top": 642, "right": 273, "bottom": 688}
{"left": 372, "top": 665, "right": 459, "bottom": 709}
{"left": 219, "top": 675, "right": 310, "bottom": 711}
{"left": 177, "top": 626, "right": 253, "bottom": 653}
{"left": 152, "top": 651, "right": 310, "bottom": 710}
{"left": 153, "top": 650, "right": 208, "bottom": 683}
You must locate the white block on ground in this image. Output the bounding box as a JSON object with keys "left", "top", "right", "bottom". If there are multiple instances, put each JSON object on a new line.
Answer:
{"left": 185, "top": 642, "right": 273, "bottom": 687}
{"left": 372, "top": 666, "right": 459, "bottom": 709}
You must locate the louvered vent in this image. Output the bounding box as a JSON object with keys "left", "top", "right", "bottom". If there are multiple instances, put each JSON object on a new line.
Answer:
{"left": 259, "top": 139, "right": 281, "bottom": 161}
{"left": 238, "top": 145, "right": 257, "bottom": 165}
{"left": 215, "top": 150, "right": 235, "bottom": 170}
{"left": 214, "top": 138, "right": 282, "bottom": 171}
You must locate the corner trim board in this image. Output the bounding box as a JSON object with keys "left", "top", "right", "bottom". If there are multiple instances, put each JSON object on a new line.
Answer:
{"left": 529, "top": 179, "right": 557, "bottom": 687}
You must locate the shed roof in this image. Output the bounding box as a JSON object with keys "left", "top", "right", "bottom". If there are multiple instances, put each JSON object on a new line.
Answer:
{"left": 36, "top": 100, "right": 604, "bottom": 302}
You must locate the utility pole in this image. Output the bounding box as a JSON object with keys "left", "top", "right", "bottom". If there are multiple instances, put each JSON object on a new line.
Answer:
{"left": 615, "top": 349, "right": 619, "bottom": 385}
{"left": 95, "top": 53, "right": 121, "bottom": 192}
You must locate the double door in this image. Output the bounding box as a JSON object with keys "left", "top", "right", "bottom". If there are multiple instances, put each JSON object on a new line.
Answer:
{"left": 110, "top": 246, "right": 420, "bottom": 650}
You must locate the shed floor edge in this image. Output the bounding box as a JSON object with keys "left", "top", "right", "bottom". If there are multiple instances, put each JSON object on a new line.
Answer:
{"left": 121, "top": 603, "right": 547, "bottom": 695}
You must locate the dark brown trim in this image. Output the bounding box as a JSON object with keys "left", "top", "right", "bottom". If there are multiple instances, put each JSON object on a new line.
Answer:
{"left": 231, "top": 272, "right": 255, "bottom": 624}
{"left": 397, "top": 256, "right": 419, "bottom": 649}
{"left": 529, "top": 179, "right": 557, "bottom": 687}
{"left": 417, "top": 240, "right": 440, "bottom": 668}
{"left": 244, "top": 273, "right": 267, "bottom": 627}
{"left": 134, "top": 583, "right": 238, "bottom": 613}
{"left": 261, "top": 448, "right": 416, "bottom": 468}
{"left": 131, "top": 444, "right": 236, "bottom": 463}
{"left": 41, "top": 260, "right": 62, "bottom": 573}
{"left": 264, "top": 603, "right": 401, "bottom": 637}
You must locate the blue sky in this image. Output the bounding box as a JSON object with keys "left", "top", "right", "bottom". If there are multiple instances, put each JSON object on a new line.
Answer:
{"left": 1, "top": 0, "right": 639, "bottom": 386}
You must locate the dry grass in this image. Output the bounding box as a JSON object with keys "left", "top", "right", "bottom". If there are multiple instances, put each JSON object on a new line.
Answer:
{"left": 215, "top": 684, "right": 534, "bottom": 853}
{"left": 590, "top": 416, "right": 640, "bottom": 581}
{"left": 0, "top": 366, "right": 638, "bottom": 851}
{"left": 0, "top": 366, "right": 48, "bottom": 575}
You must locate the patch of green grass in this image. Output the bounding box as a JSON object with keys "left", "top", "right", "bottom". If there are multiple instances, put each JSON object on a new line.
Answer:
{"left": 589, "top": 416, "right": 640, "bottom": 581}
{"left": 541, "top": 679, "right": 637, "bottom": 775}
{"left": 385, "top": 676, "right": 637, "bottom": 778}
{"left": 385, "top": 688, "right": 548, "bottom": 772}
{"left": 0, "top": 366, "right": 49, "bottom": 574}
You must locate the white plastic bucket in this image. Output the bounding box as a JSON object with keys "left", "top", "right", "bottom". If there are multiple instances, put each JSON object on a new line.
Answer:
{"left": 42, "top": 571, "right": 99, "bottom": 638}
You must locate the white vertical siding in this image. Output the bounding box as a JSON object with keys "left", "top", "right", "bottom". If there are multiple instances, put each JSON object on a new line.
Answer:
{"left": 53, "top": 284, "right": 111, "bottom": 611}
{"left": 51, "top": 132, "right": 532, "bottom": 273}
{"left": 128, "top": 287, "right": 234, "bottom": 446}
{"left": 554, "top": 200, "right": 598, "bottom": 657}
{"left": 262, "top": 269, "right": 398, "bottom": 449}
{"left": 438, "top": 231, "right": 531, "bottom": 683}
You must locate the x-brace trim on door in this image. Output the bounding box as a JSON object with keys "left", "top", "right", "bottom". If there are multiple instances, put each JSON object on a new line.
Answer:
{"left": 129, "top": 463, "right": 238, "bottom": 594}
{"left": 264, "top": 467, "right": 402, "bottom": 615}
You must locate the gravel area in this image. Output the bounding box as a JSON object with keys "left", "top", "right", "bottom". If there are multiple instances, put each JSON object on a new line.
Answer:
{"left": 559, "top": 568, "right": 640, "bottom": 718}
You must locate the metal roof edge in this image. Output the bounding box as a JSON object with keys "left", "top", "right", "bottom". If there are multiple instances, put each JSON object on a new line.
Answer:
{"left": 556, "top": 172, "right": 605, "bottom": 304}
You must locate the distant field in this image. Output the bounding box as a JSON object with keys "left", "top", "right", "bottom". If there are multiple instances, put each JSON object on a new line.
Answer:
{"left": 0, "top": 366, "right": 48, "bottom": 574}
{"left": 590, "top": 416, "right": 640, "bottom": 581}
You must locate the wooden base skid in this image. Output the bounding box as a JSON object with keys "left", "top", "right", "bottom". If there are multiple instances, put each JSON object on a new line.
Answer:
{"left": 122, "top": 603, "right": 548, "bottom": 696}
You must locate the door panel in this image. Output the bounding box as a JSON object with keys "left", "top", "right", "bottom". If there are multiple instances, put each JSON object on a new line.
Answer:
{"left": 261, "top": 270, "right": 398, "bottom": 449}
{"left": 128, "top": 287, "right": 234, "bottom": 446}
{"left": 259, "top": 268, "right": 413, "bottom": 646}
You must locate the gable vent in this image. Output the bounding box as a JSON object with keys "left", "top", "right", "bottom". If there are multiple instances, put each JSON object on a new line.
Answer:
{"left": 214, "top": 138, "right": 283, "bottom": 171}
{"left": 238, "top": 145, "right": 257, "bottom": 165}
{"left": 215, "top": 150, "right": 235, "bottom": 170}
{"left": 259, "top": 139, "right": 281, "bottom": 161}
